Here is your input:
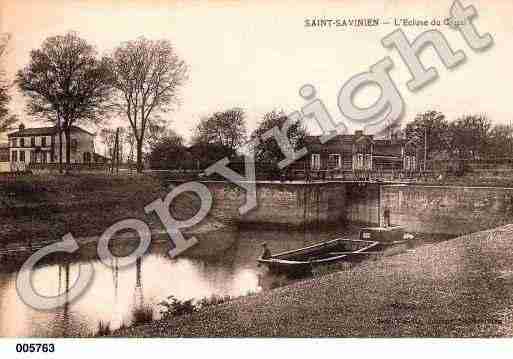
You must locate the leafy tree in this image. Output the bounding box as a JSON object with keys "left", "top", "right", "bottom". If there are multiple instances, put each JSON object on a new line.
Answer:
{"left": 188, "top": 142, "right": 234, "bottom": 169}
{"left": 449, "top": 114, "right": 491, "bottom": 159}
{"left": 109, "top": 37, "right": 188, "bottom": 172}
{"left": 148, "top": 130, "right": 190, "bottom": 169}
{"left": 405, "top": 110, "right": 451, "bottom": 162}
{"left": 16, "top": 32, "right": 112, "bottom": 171}
{"left": 146, "top": 121, "right": 179, "bottom": 150}
{"left": 192, "top": 108, "right": 247, "bottom": 154}
{"left": 251, "top": 109, "right": 307, "bottom": 167}
{"left": 487, "top": 123, "right": 513, "bottom": 158}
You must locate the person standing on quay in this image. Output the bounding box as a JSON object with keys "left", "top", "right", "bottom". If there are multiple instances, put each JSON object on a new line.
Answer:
{"left": 383, "top": 207, "right": 391, "bottom": 227}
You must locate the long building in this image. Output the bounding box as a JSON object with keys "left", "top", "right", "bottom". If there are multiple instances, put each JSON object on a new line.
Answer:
{"left": 301, "top": 130, "right": 418, "bottom": 174}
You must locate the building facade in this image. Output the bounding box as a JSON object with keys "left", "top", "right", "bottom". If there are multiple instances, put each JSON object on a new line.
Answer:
{"left": 7, "top": 124, "right": 99, "bottom": 170}
{"left": 301, "top": 131, "right": 419, "bottom": 174}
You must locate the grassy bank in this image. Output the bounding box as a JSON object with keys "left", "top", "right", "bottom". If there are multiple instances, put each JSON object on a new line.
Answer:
{"left": 0, "top": 173, "right": 171, "bottom": 245}
{"left": 115, "top": 224, "right": 513, "bottom": 337}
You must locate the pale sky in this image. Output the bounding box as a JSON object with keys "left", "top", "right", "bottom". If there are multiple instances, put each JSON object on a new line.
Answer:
{"left": 1, "top": 0, "right": 512, "bottom": 145}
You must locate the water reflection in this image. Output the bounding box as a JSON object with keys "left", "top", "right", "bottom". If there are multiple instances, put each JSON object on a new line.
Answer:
{"left": 0, "top": 226, "right": 358, "bottom": 337}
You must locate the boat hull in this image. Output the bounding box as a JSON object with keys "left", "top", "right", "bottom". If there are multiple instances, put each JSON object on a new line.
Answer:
{"left": 258, "top": 238, "right": 379, "bottom": 276}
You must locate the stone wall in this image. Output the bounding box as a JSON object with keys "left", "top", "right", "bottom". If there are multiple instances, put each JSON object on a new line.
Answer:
{"left": 345, "top": 183, "right": 381, "bottom": 226}
{"left": 381, "top": 185, "right": 513, "bottom": 235}
{"left": 199, "top": 181, "right": 346, "bottom": 228}
{"left": 172, "top": 180, "right": 513, "bottom": 235}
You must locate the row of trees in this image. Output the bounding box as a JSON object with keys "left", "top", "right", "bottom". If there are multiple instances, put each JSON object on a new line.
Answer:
{"left": 149, "top": 108, "right": 513, "bottom": 172}
{"left": 13, "top": 31, "right": 187, "bottom": 173}
{"left": 404, "top": 110, "right": 513, "bottom": 162}
{"left": 3, "top": 31, "right": 513, "bottom": 173}
{"left": 147, "top": 108, "right": 307, "bottom": 170}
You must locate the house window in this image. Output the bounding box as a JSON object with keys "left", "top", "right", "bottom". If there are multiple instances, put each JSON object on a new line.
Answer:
{"left": 311, "top": 153, "right": 321, "bottom": 170}
{"left": 20, "top": 138, "right": 25, "bottom": 147}
{"left": 356, "top": 154, "right": 364, "bottom": 170}
{"left": 83, "top": 152, "right": 91, "bottom": 163}
{"left": 404, "top": 155, "right": 416, "bottom": 171}
{"left": 41, "top": 136, "right": 47, "bottom": 147}
{"left": 365, "top": 154, "right": 373, "bottom": 170}
{"left": 11, "top": 138, "right": 16, "bottom": 147}
{"left": 20, "top": 151, "right": 25, "bottom": 162}
{"left": 11, "top": 150, "right": 17, "bottom": 162}
{"left": 328, "top": 154, "right": 342, "bottom": 169}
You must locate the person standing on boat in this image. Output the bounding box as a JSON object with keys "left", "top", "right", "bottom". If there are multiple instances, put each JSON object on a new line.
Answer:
{"left": 261, "top": 242, "right": 272, "bottom": 259}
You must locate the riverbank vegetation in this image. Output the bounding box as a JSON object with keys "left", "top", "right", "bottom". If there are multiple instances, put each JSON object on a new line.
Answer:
{"left": 95, "top": 293, "right": 249, "bottom": 337}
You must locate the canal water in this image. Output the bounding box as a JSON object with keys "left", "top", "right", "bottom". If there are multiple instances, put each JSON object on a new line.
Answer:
{"left": 0, "top": 226, "right": 453, "bottom": 337}
{"left": 0, "top": 226, "right": 363, "bottom": 337}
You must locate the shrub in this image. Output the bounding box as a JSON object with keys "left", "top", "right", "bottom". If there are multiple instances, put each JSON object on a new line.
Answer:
{"left": 96, "top": 321, "right": 111, "bottom": 336}
{"left": 132, "top": 305, "right": 154, "bottom": 325}
{"left": 159, "top": 296, "right": 197, "bottom": 320}
{"left": 196, "top": 294, "right": 232, "bottom": 309}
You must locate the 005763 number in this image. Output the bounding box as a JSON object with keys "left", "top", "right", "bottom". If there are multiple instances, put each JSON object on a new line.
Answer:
{"left": 15, "top": 343, "right": 55, "bottom": 353}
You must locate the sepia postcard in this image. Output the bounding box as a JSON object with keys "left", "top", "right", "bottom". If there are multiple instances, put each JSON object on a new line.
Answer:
{"left": 0, "top": 0, "right": 513, "bottom": 356}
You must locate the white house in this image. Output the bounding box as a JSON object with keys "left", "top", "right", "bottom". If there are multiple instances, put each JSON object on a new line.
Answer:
{"left": 7, "top": 124, "right": 102, "bottom": 170}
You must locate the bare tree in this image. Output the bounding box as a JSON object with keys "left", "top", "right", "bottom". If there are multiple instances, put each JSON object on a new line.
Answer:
{"left": 0, "top": 33, "right": 16, "bottom": 134}
{"left": 109, "top": 37, "right": 188, "bottom": 172}
{"left": 125, "top": 128, "right": 136, "bottom": 167}
{"left": 99, "top": 127, "right": 117, "bottom": 160}
{"left": 117, "top": 127, "right": 126, "bottom": 164}
{"left": 16, "top": 31, "right": 113, "bottom": 172}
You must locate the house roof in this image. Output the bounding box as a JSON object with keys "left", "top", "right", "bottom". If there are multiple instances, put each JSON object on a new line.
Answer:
{"left": 93, "top": 152, "right": 110, "bottom": 160}
{"left": 305, "top": 133, "right": 417, "bottom": 158}
{"left": 304, "top": 134, "right": 354, "bottom": 145}
{"left": 7, "top": 125, "right": 95, "bottom": 137}
{"left": 373, "top": 141, "right": 403, "bottom": 156}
